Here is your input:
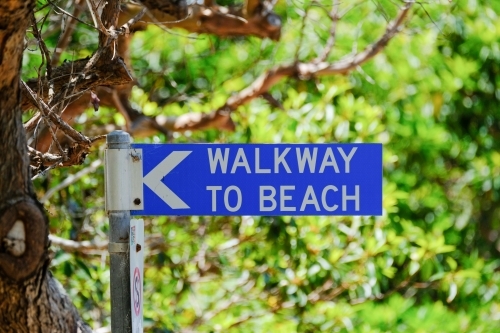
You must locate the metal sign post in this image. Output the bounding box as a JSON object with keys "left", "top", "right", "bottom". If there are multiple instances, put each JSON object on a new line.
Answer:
{"left": 105, "top": 131, "right": 134, "bottom": 333}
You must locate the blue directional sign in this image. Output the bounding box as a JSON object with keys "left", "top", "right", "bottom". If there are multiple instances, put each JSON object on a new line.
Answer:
{"left": 130, "top": 144, "right": 382, "bottom": 216}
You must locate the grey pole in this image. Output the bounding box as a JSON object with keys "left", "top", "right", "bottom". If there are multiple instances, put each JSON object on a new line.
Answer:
{"left": 106, "top": 131, "right": 132, "bottom": 333}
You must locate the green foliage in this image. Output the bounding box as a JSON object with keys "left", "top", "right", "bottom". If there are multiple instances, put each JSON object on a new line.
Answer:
{"left": 29, "top": 0, "right": 500, "bottom": 332}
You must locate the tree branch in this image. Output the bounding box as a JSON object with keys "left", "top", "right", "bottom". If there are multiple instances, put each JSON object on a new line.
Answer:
{"left": 300, "top": 1, "right": 413, "bottom": 76}
{"left": 22, "top": 54, "right": 132, "bottom": 113}
{"left": 314, "top": 0, "right": 340, "bottom": 63}
{"left": 51, "top": 0, "right": 86, "bottom": 66}
{"left": 85, "top": 0, "right": 108, "bottom": 35}
{"left": 22, "top": 82, "right": 95, "bottom": 168}
{"left": 28, "top": 146, "right": 63, "bottom": 169}
{"left": 39, "top": 159, "right": 102, "bottom": 203}
{"left": 22, "top": 81, "right": 90, "bottom": 144}
{"left": 49, "top": 234, "right": 165, "bottom": 254}
{"left": 49, "top": 235, "right": 108, "bottom": 253}
{"left": 123, "top": 3, "right": 282, "bottom": 40}
{"left": 154, "top": 1, "right": 414, "bottom": 133}
{"left": 25, "top": 2, "right": 412, "bottom": 148}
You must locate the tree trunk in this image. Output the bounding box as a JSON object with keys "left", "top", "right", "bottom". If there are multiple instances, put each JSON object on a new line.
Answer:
{"left": 0, "top": 1, "right": 90, "bottom": 332}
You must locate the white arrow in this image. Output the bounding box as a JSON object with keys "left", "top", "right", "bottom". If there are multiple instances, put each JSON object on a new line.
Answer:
{"left": 144, "top": 151, "right": 192, "bottom": 209}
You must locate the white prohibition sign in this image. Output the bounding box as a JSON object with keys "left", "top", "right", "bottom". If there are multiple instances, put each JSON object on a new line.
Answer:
{"left": 130, "top": 219, "right": 144, "bottom": 333}
{"left": 133, "top": 267, "right": 141, "bottom": 316}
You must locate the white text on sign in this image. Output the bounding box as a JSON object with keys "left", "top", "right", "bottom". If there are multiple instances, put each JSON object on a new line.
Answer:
{"left": 206, "top": 185, "right": 360, "bottom": 213}
{"left": 208, "top": 147, "right": 357, "bottom": 174}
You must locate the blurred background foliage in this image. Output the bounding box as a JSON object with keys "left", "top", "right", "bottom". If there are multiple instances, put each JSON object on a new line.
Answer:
{"left": 27, "top": 0, "right": 500, "bottom": 332}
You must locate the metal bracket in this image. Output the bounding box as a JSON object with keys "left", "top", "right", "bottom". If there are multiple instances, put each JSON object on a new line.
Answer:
{"left": 130, "top": 148, "right": 144, "bottom": 210}
{"left": 105, "top": 145, "right": 144, "bottom": 212}
{"left": 108, "top": 242, "right": 129, "bottom": 253}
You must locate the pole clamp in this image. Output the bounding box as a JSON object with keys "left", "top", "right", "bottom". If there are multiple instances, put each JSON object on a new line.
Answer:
{"left": 108, "top": 242, "right": 129, "bottom": 253}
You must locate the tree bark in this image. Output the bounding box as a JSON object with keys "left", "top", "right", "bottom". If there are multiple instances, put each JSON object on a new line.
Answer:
{"left": 0, "top": 1, "right": 90, "bottom": 331}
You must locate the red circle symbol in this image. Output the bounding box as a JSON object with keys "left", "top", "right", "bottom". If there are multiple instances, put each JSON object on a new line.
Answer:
{"left": 133, "top": 267, "right": 142, "bottom": 316}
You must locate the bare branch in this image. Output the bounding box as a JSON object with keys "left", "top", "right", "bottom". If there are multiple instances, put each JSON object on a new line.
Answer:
{"left": 51, "top": 0, "right": 86, "bottom": 66}
{"left": 119, "top": 7, "right": 147, "bottom": 35}
{"left": 294, "top": 7, "right": 310, "bottom": 61}
{"left": 40, "top": 159, "right": 102, "bottom": 203}
{"left": 151, "top": 1, "right": 414, "bottom": 134}
{"left": 31, "top": 12, "right": 53, "bottom": 81}
{"left": 26, "top": 2, "right": 412, "bottom": 146}
{"left": 85, "top": 0, "right": 109, "bottom": 34}
{"left": 156, "top": 109, "right": 236, "bottom": 132}
{"left": 97, "top": 0, "right": 120, "bottom": 49}
{"left": 123, "top": 3, "right": 282, "bottom": 40}
{"left": 48, "top": 0, "right": 100, "bottom": 32}
{"left": 22, "top": 81, "right": 91, "bottom": 144}
{"left": 22, "top": 81, "right": 96, "bottom": 169}
{"left": 28, "top": 146, "right": 63, "bottom": 166}
{"left": 301, "top": 1, "right": 414, "bottom": 76}
{"left": 49, "top": 235, "right": 108, "bottom": 254}
{"left": 111, "top": 89, "right": 132, "bottom": 130}
{"left": 49, "top": 234, "right": 165, "bottom": 254}
{"left": 21, "top": 55, "right": 132, "bottom": 112}
{"left": 314, "top": 0, "right": 340, "bottom": 63}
